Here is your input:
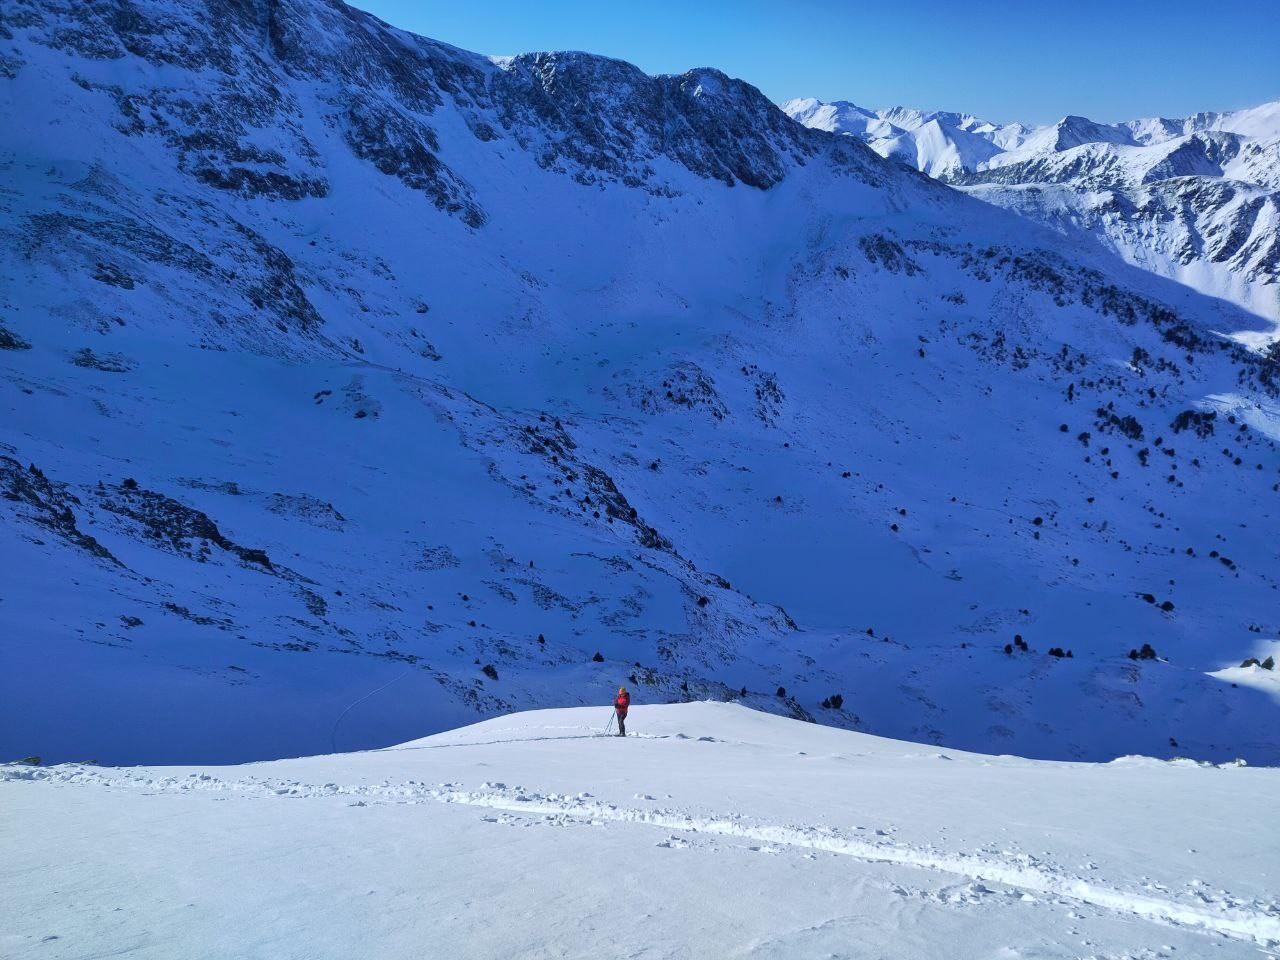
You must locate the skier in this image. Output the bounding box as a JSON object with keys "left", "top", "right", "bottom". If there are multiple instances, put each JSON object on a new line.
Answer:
{"left": 613, "top": 686, "right": 631, "bottom": 737}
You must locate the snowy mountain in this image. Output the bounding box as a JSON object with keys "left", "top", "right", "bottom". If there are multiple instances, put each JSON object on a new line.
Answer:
{"left": 782, "top": 98, "right": 1280, "bottom": 322}
{"left": 2, "top": 0, "right": 1280, "bottom": 768}
{"left": 4, "top": 703, "right": 1280, "bottom": 958}
{"left": 781, "top": 98, "right": 1031, "bottom": 177}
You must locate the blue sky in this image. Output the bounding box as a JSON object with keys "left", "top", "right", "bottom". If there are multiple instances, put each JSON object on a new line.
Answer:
{"left": 352, "top": 1, "right": 1278, "bottom": 124}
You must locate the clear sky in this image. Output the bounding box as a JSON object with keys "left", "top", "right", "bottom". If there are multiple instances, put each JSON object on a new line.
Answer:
{"left": 350, "top": 0, "right": 1278, "bottom": 125}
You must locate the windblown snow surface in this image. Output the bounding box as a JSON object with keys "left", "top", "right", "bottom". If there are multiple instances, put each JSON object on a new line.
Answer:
{"left": 3, "top": 703, "right": 1279, "bottom": 958}
{"left": 1, "top": 0, "right": 1280, "bottom": 775}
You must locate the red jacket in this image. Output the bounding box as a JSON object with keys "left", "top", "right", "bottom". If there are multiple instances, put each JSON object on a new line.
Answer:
{"left": 614, "top": 691, "right": 630, "bottom": 715}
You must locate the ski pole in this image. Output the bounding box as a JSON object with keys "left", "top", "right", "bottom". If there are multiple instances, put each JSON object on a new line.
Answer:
{"left": 604, "top": 711, "right": 615, "bottom": 735}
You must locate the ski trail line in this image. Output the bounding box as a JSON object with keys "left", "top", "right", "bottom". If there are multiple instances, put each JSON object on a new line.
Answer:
{"left": 435, "top": 788, "right": 1280, "bottom": 948}
{"left": 6, "top": 764, "right": 1278, "bottom": 948}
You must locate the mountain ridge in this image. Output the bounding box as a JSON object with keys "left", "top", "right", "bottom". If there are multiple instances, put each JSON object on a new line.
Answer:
{"left": 783, "top": 95, "right": 1280, "bottom": 323}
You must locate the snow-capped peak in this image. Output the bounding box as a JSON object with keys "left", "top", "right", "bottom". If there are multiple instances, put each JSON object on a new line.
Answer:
{"left": 783, "top": 95, "right": 1280, "bottom": 322}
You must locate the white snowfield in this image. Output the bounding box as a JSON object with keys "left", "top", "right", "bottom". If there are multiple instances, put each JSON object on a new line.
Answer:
{"left": 3, "top": 0, "right": 1280, "bottom": 770}
{"left": 3, "top": 702, "right": 1278, "bottom": 959}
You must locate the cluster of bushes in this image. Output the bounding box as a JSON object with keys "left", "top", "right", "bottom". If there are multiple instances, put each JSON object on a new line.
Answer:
{"left": 1004, "top": 634, "right": 1029, "bottom": 655}
{"left": 820, "top": 694, "right": 845, "bottom": 709}
{"left": 1137, "top": 592, "right": 1175, "bottom": 612}
{"left": 1127, "top": 643, "right": 1158, "bottom": 661}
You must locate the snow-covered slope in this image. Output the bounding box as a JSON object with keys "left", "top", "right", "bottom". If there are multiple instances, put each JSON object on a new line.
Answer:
{"left": 2, "top": 0, "right": 1280, "bottom": 768}
{"left": 783, "top": 98, "right": 1280, "bottom": 322}
{"left": 3, "top": 703, "right": 1279, "bottom": 958}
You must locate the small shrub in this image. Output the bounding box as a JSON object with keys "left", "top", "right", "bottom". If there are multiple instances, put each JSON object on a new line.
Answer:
{"left": 482, "top": 664, "right": 498, "bottom": 680}
{"left": 776, "top": 686, "right": 786, "bottom": 698}
{"left": 591, "top": 651, "right": 604, "bottom": 662}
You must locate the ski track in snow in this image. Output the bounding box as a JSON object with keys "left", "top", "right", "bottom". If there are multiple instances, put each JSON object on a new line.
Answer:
{"left": 7, "top": 761, "right": 1278, "bottom": 949}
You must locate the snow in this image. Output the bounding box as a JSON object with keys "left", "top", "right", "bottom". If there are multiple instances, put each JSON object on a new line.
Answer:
{"left": 2, "top": 0, "right": 1279, "bottom": 774}
{"left": 2, "top": 8, "right": 1279, "bottom": 953}
{"left": 783, "top": 97, "right": 1280, "bottom": 324}
{"left": 1209, "top": 639, "right": 1280, "bottom": 701}
{"left": 2, "top": 702, "right": 1278, "bottom": 958}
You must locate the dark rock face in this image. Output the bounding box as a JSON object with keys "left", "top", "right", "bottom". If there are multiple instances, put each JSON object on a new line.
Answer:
{"left": 514, "top": 418, "right": 673, "bottom": 553}
{"left": 0, "top": 458, "right": 119, "bottom": 564}
{"left": 0, "top": 324, "right": 32, "bottom": 350}
{"left": 20, "top": 208, "right": 323, "bottom": 340}
{"left": 489, "top": 54, "right": 831, "bottom": 190}
{"left": 71, "top": 348, "right": 135, "bottom": 372}
{"left": 339, "top": 93, "right": 486, "bottom": 227}
{"left": 7, "top": 0, "right": 879, "bottom": 228}
{"left": 100, "top": 481, "right": 274, "bottom": 569}
{"left": 229, "top": 220, "right": 323, "bottom": 332}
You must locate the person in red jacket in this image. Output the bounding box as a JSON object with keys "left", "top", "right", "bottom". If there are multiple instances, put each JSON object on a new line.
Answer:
{"left": 613, "top": 686, "right": 631, "bottom": 737}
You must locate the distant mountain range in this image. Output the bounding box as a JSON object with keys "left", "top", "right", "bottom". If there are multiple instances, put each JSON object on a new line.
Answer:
{"left": 783, "top": 98, "right": 1280, "bottom": 322}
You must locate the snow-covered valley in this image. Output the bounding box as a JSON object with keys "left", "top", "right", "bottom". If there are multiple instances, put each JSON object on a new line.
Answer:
{"left": 2, "top": 0, "right": 1280, "bottom": 775}
{"left": 3, "top": 703, "right": 1278, "bottom": 958}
